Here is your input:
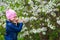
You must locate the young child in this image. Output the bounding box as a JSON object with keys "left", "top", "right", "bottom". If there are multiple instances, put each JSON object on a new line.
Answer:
{"left": 5, "top": 9, "right": 24, "bottom": 40}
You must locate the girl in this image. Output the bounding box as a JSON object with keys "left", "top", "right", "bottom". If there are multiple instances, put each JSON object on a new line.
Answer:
{"left": 5, "top": 9, "right": 24, "bottom": 40}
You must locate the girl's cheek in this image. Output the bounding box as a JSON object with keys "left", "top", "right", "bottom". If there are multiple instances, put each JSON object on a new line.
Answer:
{"left": 12, "top": 19, "right": 14, "bottom": 21}
{"left": 10, "top": 18, "right": 15, "bottom": 22}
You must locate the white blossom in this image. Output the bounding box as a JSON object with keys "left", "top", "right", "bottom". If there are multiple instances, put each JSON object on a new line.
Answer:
{"left": 45, "top": 18, "right": 50, "bottom": 22}
{"left": 28, "top": 0, "right": 34, "bottom": 6}
{"left": 35, "top": 0, "right": 42, "bottom": 2}
{"left": 20, "top": 31, "right": 29, "bottom": 37}
{"left": 32, "top": 5, "right": 38, "bottom": 12}
{"left": 53, "top": 8, "right": 59, "bottom": 11}
{"left": 57, "top": 3, "right": 60, "bottom": 6}
{"left": 36, "top": 28, "right": 41, "bottom": 33}
{"left": 22, "top": 17, "right": 30, "bottom": 23}
{"left": 32, "top": 13, "right": 38, "bottom": 16}
{"left": 57, "top": 20, "right": 60, "bottom": 25}
{"left": 40, "top": 18, "right": 43, "bottom": 20}
{"left": 50, "top": 26, "right": 55, "bottom": 30}
{"left": 21, "top": 27, "right": 27, "bottom": 32}
{"left": 21, "top": 17, "right": 25, "bottom": 20}
{"left": 30, "top": 16, "right": 37, "bottom": 21}
{"left": 41, "top": 27, "right": 47, "bottom": 32}
{"left": 42, "top": 32, "right": 46, "bottom": 35}
{"left": 48, "top": 24, "right": 55, "bottom": 30}
{"left": 50, "top": 12, "right": 56, "bottom": 17}
{"left": 30, "top": 27, "right": 47, "bottom": 34}
{"left": 23, "top": 12, "right": 28, "bottom": 16}
{"left": 24, "top": 17, "right": 30, "bottom": 23}
{"left": 42, "top": 1, "right": 47, "bottom": 4}
{"left": 30, "top": 29, "right": 37, "bottom": 33}
{"left": 56, "top": 17, "right": 59, "bottom": 20}
{"left": 0, "top": 2, "right": 8, "bottom": 6}
{"left": 36, "top": 8, "right": 41, "bottom": 13}
{"left": 41, "top": 0, "right": 56, "bottom": 13}
{"left": 30, "top": 25, "right": 33, "bottom": 27}
{"left": 0, "top": 23, "right": 2, "bottom": 25}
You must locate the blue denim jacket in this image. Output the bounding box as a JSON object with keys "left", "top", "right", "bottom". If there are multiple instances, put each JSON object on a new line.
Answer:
{"left": 5, "top": 20, "right": 23, "bottom": 40}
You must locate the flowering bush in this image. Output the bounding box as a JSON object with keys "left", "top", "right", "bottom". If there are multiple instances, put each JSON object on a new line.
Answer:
{"left": 0, "top": 0, "right": 60, "bottom": 40}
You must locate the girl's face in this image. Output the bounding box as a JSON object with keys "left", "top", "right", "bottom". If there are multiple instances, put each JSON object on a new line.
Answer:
{"left": 10, "top": 16, "right": 18, "bottom": 23}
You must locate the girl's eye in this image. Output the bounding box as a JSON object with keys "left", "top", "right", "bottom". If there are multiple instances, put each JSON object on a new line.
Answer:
{"left": 14, "top": 16, "right": 17, "bottom": 18}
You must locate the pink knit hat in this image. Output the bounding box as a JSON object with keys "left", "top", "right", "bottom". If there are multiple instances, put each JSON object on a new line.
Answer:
{"left": 6, "top": 9, "right": 17, "bottom": 20}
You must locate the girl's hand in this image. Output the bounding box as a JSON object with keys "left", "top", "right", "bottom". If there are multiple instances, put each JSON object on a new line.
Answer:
{"left": 17, "top": 19, "right": 24, "bottom": 23}
{"left": 13, "top": 18, "right": 25, "bottom": 23}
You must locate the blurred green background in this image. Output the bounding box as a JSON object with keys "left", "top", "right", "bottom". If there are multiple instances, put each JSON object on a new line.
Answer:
{"left": 0, "top": 0, "right": 60, "bottom": 40}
